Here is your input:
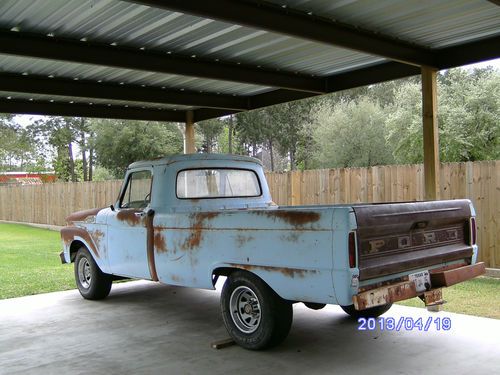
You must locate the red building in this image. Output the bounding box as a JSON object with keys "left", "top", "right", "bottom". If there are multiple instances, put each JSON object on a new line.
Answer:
{"left": 0, "top": 172, "right": 57, "bottom": 185}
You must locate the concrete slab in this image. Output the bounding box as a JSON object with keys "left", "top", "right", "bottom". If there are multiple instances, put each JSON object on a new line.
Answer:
{"left": 1, "top": 280, "right": 499, "bottom": 375}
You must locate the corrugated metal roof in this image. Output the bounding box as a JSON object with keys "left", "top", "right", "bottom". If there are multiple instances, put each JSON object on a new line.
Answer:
{"left": 0, "top": 54, "right": 272, "bottom": 96}
{"left": 0, "top": 0, "right": 498, "bottom": 119}
{"left": 0, "top": 0, "right": 383, "bottom": 79}
{"left": 266, "top": 0, "right": 500, "bottom": 48}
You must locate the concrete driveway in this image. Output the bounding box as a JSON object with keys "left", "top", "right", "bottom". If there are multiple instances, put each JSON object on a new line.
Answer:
{"left": 1, "top": 280, "right": 498, "bottom": 375}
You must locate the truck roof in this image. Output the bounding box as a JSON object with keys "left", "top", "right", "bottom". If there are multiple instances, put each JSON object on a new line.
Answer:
{"left": 128, "top": 153, "right": 262, "bottom": 169}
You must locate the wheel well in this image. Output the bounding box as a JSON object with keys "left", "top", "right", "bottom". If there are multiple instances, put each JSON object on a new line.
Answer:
{"left": 69, "top": 240, "right": 85, "bottom": 262}
{"left": 212, "top": 267, "right": 238, "bottom": 278}
{"left": 212, "top": 267, "right": 273, "bottom": 291}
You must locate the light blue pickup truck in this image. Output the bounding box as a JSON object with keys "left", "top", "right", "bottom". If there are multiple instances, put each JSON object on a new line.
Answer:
{"left": 60, "top": 154, "right": 484, "bottom": 349}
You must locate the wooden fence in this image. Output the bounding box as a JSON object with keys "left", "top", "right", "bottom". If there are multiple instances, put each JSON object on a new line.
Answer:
{"left": 0, "top": 161, "right": 498, "bottom": 267}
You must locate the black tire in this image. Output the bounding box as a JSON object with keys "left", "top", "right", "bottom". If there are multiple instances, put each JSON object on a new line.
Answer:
{"left": 340, "top": 303, "right": 392, "bottom": 319}
{"left": 221, "top": 271, "right": 293, "bottom": 350}
{"left": 74, "top": 246, "right": 112, "bottom": 300}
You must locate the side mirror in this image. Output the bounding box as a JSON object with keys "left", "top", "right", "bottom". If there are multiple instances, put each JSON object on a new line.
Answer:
{"left": 110, "top": 204, "right": 115, "bottom": 212}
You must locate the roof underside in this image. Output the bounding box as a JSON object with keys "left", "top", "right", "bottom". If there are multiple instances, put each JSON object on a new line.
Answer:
{"left": 0, "top": 0, "right": 499, "bottom": 122}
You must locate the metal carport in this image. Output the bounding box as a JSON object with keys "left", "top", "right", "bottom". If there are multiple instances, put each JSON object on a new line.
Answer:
{"left": 0, "top": 0, "right": 499, "bottom": 200}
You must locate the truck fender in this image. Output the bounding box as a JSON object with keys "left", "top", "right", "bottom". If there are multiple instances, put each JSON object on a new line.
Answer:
{"left": 61, "top": 227, "right": 107, "bottom": 272}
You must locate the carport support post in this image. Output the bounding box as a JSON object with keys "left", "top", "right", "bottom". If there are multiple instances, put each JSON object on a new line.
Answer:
{"left": 184, "top": 110, "right": 195, "bottom": 154}
{"left": 421, "top": 66, "right": 440, "bottom": 201}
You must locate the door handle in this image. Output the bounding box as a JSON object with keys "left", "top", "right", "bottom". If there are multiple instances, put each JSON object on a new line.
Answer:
{"left": 134, "top": 212, "right": 146, "bottom": 217}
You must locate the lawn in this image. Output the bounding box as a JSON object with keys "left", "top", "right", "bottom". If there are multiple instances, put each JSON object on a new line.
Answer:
{"left": 0, "top": 223, "right": 74, "bottom": 299}
{"left": 396, "top": 276, "right": 500, "bottom": 319}
{"left": 0, "top": 223, "right": 499, "bottom": 320}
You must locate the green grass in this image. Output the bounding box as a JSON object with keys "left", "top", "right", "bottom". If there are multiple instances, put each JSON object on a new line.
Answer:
{"left": 397, "top": 277, "right": 500, "bottom": 319}
{"left": 0, "top": 223, "right": 74, "bottom": 299}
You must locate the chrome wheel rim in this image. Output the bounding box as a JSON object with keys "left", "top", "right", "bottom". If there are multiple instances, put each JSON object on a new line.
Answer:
{"left": 229, "top": 286, "right": 261, "bottom": 333}
{"left": 78, "top": 257, "right": 92, "bottom": 289}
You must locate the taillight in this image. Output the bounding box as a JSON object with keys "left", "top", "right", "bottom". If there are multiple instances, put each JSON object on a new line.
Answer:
{"left": 470, "top": 218, "right": 477, "bottom": 245}
{"left": 348, "top": 232, "right": 357, "bottom": 268}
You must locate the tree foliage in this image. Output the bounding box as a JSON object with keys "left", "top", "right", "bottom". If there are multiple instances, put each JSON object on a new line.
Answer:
{"left": 91, "top": 119, "right": 183, "bottom": 178}
{"left": 0, "top": 115, "right": 40, "bottom": 172}
{"left": 196, "top": 118, "right": 226, "bottom": 153}
{"left": 313, "top": 97, "right": 395, "bottom": 168}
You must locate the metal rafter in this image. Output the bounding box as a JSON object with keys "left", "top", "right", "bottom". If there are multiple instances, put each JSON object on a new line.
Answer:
{"left": 0, "top": 98, "right": 186, "bottom": 122}
{"left": 198, "top": 61, "right": 423, "bottom": 120}
{"left": 436, "top": 35, "right": 500, "bottom": 69}
{"left": 0, "top": 73, "right": 249, "bottom": 111}
{"left": 131, "top": 0, "right": 436, "bottom": 67}
{"left": 0, "top": 30, "right": 325, "bottom": 94}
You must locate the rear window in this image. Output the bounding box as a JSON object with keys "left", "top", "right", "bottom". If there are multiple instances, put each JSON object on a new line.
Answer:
{"left": 176, "top": 169, "right": 261, "bottom": 199}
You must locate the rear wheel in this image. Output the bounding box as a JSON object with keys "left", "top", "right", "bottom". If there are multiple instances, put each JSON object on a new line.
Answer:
{"left": 340, "top": 303, "right": 392, "bottom": 319}
{"left": 221, "top": 271, "right": 293, "bottom": 350}
{"left": 74, "top": 246, "right": 112, "bottom": 300}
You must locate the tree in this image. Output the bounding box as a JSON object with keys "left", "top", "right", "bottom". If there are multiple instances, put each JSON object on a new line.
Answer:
{"left": 1, "top": 115, "right": 41, "bottom": 172}
{"left": 29, "top": 117, "right": 80, "bottom": 181}
{"left": 234, "top": 110, "right": 268, "bottom": 157}
{"left": 91, "top": 119, "right": 183, "bottom": 177}
{"left": 386, "top": 68, "right": 500, "bottom": 164}
{"left": 196, "top": 118, "right": 225, "bottom": 153}
{"left": 438, "top": 68, "right": 500, "bottom": 161}
{"left": 267, "top": 99, "right": 316, "bottom": 170}
{"left": 385, "top": 81, "right": 424, "bottom": 164}
{"left": 313, "top": 97, "right": 394, "bottom": 168}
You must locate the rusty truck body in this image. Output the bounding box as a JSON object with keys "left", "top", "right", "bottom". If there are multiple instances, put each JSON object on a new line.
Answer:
{"left": 60, "top": 154, "right": 485, "bottom": 349}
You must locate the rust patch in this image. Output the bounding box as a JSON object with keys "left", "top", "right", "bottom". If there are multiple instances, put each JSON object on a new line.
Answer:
{"left": 170, "top": 274, "right": 183, "bottom": 283}
{"left": 228, "top": 263, "right": 317, "bottom": 279}
{"left": 430, "top": 262, "right": 485, "bottom": 287}
{"left": 60, "top": 226, "right": 99, "bottom": 258}
{"left": 117, "top": 209, "right": 142, "bottom": 226}
{"left": 154, "top": 232, "right": 167, "bottom": 253}
{"left": 253, "top": 210, "right": 320, "bottom": 227}
{"left": 145, "top": 210, "right": 159, "bottom": 281}
{"left": 66, "top": 207, "right": 103, "bottom": 224}
{"left": 353, "top": 281, "right": 417, "bottom": 310}
{"left": 422, "top": 289, "right": 443, "bottom": 306}
{"left": 235, "top": 234, "right": 255, "bottom": 247}
{"left": 90, "top": 229, "right": 104, "bottom": 248}
{"left": 181, "top": 212, "right": 220, "bottom": 251}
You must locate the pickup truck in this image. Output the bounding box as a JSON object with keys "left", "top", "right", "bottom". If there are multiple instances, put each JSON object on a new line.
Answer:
{"left": 60, "top": 154, "right": 485, "bottom": 350}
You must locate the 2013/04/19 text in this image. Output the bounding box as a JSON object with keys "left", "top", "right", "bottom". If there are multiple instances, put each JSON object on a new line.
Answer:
{"left": 358, "top": 317, "right": 451, "bottom": 331}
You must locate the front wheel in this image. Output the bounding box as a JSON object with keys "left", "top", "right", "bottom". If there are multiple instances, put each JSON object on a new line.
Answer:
{"left": 74, "top": 247, "right": 112, "bottom": 300}
{"left": 340, "top": 303, "right": 392, "bottom": 319}
{"left": 221, "top": 271, "right": 293, "bottom": 350}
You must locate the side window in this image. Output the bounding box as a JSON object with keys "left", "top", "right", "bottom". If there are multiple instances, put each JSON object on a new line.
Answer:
{"left": 120, "top": 170, "right": 152, "bottom": 209}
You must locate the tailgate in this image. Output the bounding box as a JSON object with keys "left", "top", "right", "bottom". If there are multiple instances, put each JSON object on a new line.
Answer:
{"left": 353, "top": 200, "right": 474, "bottom": 281}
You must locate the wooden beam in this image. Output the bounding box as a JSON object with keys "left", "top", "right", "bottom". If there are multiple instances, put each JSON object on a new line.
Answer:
{"left": 421, "top": 67, "right": 440, "bottom": 200}
{"left": 184, "top": 110, "right": 196, "bottom": 154}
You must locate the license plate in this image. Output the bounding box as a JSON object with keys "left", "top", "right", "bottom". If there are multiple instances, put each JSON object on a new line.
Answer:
{"left": 409, "top": 270, "right": 431, "bottom": 293}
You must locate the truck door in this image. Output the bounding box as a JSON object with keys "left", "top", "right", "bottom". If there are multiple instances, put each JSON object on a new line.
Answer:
{"left": 106, "top": 169, "right": 153, "bottom": 279}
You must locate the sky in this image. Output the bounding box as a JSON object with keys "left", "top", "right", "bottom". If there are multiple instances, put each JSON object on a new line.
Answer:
{"left": 12, "top": 57, "right": 500, "bottom": 127}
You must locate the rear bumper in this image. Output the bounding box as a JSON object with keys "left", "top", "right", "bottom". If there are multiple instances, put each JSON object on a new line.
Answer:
{"left": 352, "top": 262, "right": 485, "bottom": 310}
